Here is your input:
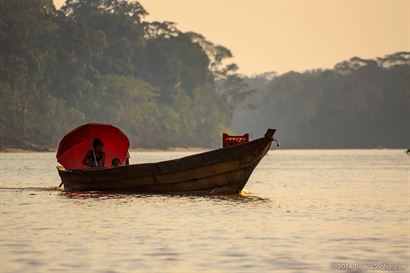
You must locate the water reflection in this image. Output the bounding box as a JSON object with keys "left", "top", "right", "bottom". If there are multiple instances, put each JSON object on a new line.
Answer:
{"left": 61, "top": 191, "right": 127, "bottom": 200}
{"left": 1, "top": 150, "right": 408, "bottom": 273}
{"left": 0, "top": 186, "right": 63, "bottom": 192}
{"left": 60, "top": 190, "right": 271, "bottom": 204}
{"left": 0, "top": 185, "right": 270, "bottom": 204}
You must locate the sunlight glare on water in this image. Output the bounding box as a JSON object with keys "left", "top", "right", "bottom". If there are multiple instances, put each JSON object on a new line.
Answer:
{"left": 0, "top": 150, "right": 409, "bottom": 273}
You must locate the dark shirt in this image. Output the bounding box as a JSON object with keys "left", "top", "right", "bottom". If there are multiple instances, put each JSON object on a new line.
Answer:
{"left": 83, "top": 150, "right": 105, "bottom": 167}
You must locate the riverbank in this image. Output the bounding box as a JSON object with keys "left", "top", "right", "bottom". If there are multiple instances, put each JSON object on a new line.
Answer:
{"left": 0, "top": 147, "right": 208, "bottom": 153}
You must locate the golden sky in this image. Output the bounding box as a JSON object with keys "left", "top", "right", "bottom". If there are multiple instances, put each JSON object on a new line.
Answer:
{"left": 54, "top": 0, "right": 410, "bottom": 75}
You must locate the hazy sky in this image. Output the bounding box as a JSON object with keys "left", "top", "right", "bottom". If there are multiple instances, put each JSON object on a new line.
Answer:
{"left": 54, "top": 0, "right": 410, "bottom": 75}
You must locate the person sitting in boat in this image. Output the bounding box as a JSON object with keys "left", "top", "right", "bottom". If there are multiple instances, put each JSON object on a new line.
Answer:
{"left": 111, "top": 158, "right": 121, "bottom": 167}
{"left": 82, "top": 138, "right": 105, "bottom": 167}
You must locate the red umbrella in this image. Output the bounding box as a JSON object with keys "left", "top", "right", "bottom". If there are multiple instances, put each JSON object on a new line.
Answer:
{"left": 56, "top": 123, "right": 130, "bottom": 170}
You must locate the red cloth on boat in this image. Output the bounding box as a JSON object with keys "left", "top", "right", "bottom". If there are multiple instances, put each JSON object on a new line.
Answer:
{"left": 56, "top": 123, "right": 130, "bottom": 170}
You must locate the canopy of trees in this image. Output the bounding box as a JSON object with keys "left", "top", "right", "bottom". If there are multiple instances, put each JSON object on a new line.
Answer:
{"left": 232, "top": 52, "right": 410, "bottom": 148}
{"left": 1, "top": 0, "right": 408, "bottom": 150}
{"left": 0, "top": 0, "right": 247, "bottom": 150}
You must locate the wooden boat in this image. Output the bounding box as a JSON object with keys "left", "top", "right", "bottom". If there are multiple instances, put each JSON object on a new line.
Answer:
{"left": 57, "top": 129, "right": 278, "bottom": 194}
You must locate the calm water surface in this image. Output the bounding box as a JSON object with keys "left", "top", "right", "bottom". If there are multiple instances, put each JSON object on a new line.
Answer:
{"left": 0, "top": 150, "right": 409, "bottom": 273}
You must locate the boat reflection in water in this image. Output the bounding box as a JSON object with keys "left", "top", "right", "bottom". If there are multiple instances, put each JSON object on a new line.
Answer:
{"left": 60, "top": 190, "right": 271, "bottom": 204}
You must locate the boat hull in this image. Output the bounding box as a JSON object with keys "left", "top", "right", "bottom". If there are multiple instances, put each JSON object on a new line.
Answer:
{"left": 57, "top": 129, "right": 276, "bottom": 194}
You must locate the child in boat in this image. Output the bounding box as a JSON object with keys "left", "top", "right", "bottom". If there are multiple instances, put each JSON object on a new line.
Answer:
{"left": 111, "top": 158, "right": 121, "bottom": 167}
{"left": 82, "top": 138, "right": 105, "bottom": 167}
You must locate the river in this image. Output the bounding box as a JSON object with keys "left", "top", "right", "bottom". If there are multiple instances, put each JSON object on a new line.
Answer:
{"left": 0, "top": 150, "right": 409, "bottom": 273}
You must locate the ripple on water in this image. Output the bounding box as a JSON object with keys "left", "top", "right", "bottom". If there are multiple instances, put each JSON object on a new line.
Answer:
{"left": 0, "top": 150, "right": 409, "bottom": 273}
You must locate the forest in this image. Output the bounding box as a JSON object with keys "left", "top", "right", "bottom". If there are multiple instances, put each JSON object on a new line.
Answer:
{"left": 0, "top": 0, "right": 246, "bottom": 149}
{"left": 233, "top": 52, "right": 410, "bottom": 148}
{"left": 0, "top": 0, "right": 409, "bottom": 150}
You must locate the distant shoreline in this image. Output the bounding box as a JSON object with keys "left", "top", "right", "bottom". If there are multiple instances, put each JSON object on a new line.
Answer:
{"left": 0, "top": 147, "right": 209, "bottom": 153}
{"left": 0, "top": 147, "right": 408, "bottom": 153}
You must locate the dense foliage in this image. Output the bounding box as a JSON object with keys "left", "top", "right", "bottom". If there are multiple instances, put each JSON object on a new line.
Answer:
{"left": 0, "top": 0, "right": 244, "bottom": 149}
{"left": 0, "top": 0, "right": 408, "bottom": 150}
{"left": 233, "top": 52, "right": 410, "bottom": 148}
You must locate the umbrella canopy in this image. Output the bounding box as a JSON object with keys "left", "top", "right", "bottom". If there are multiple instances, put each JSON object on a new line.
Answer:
{"left": 57, "top": 123, "right": 130, "bottom": 170}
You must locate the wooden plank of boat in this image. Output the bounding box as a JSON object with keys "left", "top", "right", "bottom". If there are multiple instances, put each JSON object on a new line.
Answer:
{"left": 57, "top": 128, "right": 278, "bottom": 194}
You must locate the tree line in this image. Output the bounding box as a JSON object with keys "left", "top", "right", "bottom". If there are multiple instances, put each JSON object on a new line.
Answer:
{"left": 0, "top": 0, "right": 408, "bottom": 150}
{"left": 0, "top": 0, "right": 249, "bottom": 150}
{"left": 232, "top": 52, "right": 410, "bottom": 148}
